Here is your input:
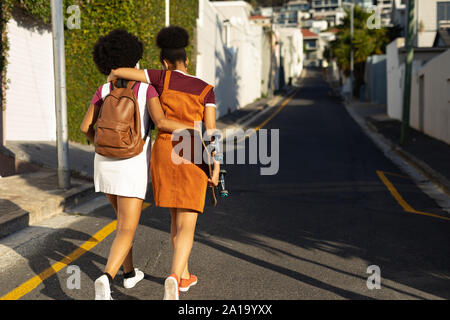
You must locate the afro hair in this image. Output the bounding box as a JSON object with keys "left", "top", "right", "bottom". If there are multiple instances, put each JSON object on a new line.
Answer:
{"left": 156, "top": 26, "right": 189, "bottom": 49}
{"left": 92, "top": 29, "right": 143, "bottom": 75}
{"left": 156, "top": 26, "right": 189, "bottom": 65}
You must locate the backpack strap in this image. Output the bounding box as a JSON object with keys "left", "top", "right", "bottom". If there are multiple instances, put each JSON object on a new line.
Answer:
{"left": 163, "top": 71, "right": 172, "bottom": 91}
{"left": 126, "top": 80, "right": 137, "bottom": 90}
{"left": 136, "top": 83, "right": 152, "bottom": 141}
{"left": 111, "top": 79, "right": 137, "bottom": 89}
{"left": 102, "top": 83, "right": 112, "bottom": 99}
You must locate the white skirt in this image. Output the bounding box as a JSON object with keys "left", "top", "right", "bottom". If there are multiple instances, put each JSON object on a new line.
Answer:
{"left": 94, "top": 139, "right": 151, "bottom": 200}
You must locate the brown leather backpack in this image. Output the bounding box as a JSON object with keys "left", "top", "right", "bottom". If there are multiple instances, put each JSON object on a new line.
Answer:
{"left": 94, "top": 80, "right": 145, "bottom": 159}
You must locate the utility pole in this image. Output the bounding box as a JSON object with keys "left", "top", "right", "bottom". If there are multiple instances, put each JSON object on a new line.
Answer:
{"left": 268, "top": 19, "right": 274, "bottom": 98}
{"left": 51, "top": 0, "right": 70, "bottom": 189}
{"left": 350, "top": 1, "right": 354, "bottom": 98}
{"left": 343, "top": 1, "right": 355, "bottom": 98}
{"left": 0, "top": 82, "right": 4, "bottom": 146}
{"left": 165, "top": 0, "right": 170, "bottom": 26}
{"left": 400, "top": 0, "right": 415, "bottom": 145}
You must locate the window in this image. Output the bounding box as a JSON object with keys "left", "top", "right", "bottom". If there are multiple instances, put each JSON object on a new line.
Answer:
{"left": 437, "top": 2, "right": 450, "bottom": 27}
{"left": 305, "top": 39, "right": 317, "bottom": 49}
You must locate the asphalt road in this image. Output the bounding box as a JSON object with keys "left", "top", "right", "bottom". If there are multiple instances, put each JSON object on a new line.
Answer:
{"left": 1, "top": 69, "right": 449, "bottom": 300}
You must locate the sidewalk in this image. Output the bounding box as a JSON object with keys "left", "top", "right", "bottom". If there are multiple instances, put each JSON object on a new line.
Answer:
{"left": 2, "top": 141, "right": 95, "bottom": 179}
{"left": 0, "top": 83, "right": 299, "bottom": 238}
{"left": 346, "top": 101, "right": 450, "bottom": 196}
{"left": 0, "top": 169, "right": 95, "bottom": 238}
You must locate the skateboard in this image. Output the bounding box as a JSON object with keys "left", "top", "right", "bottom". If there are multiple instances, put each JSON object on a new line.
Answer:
{"left": 201, "top": 138, "right": 217, "bottom": 207}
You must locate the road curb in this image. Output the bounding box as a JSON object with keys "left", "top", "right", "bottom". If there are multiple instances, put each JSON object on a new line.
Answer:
{"left": 365, "top": 120, "right": 450, "bottom": 197}
{"left": 344, "top": 104, "right": 450, "bottom": 213}
{"left": 0, "top": 171, "right": 98, "bottom": 239}
{"left": 326, "top": 74, "right": 450, "bottom": 201}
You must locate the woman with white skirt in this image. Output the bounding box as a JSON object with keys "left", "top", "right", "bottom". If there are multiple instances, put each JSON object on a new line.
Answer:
{"left": 80, "top": 29, "right": 193, "bottom": 300}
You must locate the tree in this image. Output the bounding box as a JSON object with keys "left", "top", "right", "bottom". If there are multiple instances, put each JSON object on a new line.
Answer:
{"left": 329, "top": 5, "right": 389, "bottom": 97}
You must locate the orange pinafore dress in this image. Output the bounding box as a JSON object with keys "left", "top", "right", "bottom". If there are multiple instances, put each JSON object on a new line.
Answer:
{"left": 150, "top": 71, "right": 213, "bottom": 213}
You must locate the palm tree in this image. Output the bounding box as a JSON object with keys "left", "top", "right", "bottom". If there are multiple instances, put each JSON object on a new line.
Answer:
{"left": 329, "top": 5, "right": 389, "bottom": 97}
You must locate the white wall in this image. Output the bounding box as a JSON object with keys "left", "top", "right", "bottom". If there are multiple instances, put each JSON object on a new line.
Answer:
{"left": 214, "top": 1, "right": 264, "bottom": 109}
{"left": 387, "top": 38, "right": 450, "bottom": 144}
{"left": 393, "top": 0, "right": 446, "bottom": 47}
{"left": 386, "top": 38, "right": 404, "bottom": 120}
{"left": 196, "top": 0, "right": 266, "bottom": 117}
{"left": 272, "top": 29, "right": 281, "bottom": 92}
{"left": 260, "top": 29, "right": 272, "bottom": 96}
{"left": 412, "top": 49, "right": 450, "bottom": 144}
{"left": 415, "top": 0, "right": 438, "bottom": 47}
{"left": 5, "top": 17, "right": 56, "bottom": 141}
{"left": 276, "top": 27, "right": 303, "bottom": 86}
{"left": 196, "top": 0, "right": 219, "bottom": 90}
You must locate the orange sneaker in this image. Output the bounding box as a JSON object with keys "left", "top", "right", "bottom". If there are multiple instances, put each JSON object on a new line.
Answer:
{"left": 163, "top": 274, "right": 179, "bottom": 300}
{"left": 179, "top": 274, "right": 198, "bottom": 292}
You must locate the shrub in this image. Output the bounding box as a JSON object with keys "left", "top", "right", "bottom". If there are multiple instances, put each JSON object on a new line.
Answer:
{"left": 1, "top": 0, "right": 199, "bottom": 143}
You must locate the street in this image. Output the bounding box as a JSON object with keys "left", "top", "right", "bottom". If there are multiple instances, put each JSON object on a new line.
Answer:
{"left": 1, "top": 69, "right": 449, "bottom": 300}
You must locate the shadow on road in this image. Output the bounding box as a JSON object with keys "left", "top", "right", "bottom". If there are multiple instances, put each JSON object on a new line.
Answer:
{"left": 2, "top": 69, "right": 448, "bottom": 300}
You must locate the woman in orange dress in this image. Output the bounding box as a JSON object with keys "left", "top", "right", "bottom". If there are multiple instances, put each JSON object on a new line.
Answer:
{"left": 81, "top": 29, "right": 196, "bottom": 300}
{"left": 109, "top": 26, "right": 220, "bottom": 300}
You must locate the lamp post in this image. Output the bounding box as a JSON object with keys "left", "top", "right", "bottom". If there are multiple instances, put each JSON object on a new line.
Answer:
{"left": 51, "top": 0, "right": 70, "bottom": 189}
{"left": 343, "top": 1, "right": 355, "bottom": 98}
{"left": 400, "top": 0, "right": 415, "bottom": 145}
{"left": 269, "top": 17, "right": 274, "bottom": 98}
{"left": 165, "top": 0, "right": 170, "bottom": 26}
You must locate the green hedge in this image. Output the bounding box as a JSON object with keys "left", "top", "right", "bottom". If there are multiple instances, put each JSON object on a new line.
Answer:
{"left": 1, "top": 0, "right": 199, "bottom": 143}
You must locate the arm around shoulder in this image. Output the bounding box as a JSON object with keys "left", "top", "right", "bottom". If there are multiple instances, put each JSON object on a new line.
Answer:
{"left": 109, "top": 68, "right": 148, "bottom": 83}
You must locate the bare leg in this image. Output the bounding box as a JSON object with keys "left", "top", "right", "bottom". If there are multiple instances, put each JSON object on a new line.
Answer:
{"left": 104, "top": 196, "right": 143, "bottom": 278}
{"left": 170, "top": 209, "right": 190, "bottom": 279}
{"left": 121, "top": 246, "right": 134, "bottom": 274}
{"left": 170, "top": 208, "right": 198, "bottom": 280}
{"left": 106, "top": 194, "right": 118, "bottom": 212}
{"left": 105, "top": 194, "right": 135, "bottom": 274}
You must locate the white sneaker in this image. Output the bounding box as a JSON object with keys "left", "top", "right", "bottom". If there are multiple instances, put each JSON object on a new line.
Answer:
{"left": 123, "top": 268, "right": 145, "bottom": 289}
{"left": 94, "top": 275, "right": 112, "bottom": 300}
{"left": 163, "top": 274, "right": 179, "bottom": 300}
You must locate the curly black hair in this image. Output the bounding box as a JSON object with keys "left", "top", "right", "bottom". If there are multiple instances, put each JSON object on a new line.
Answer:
{"left": 92, "top": 29, "right": 143, "bottom": 75}
{"left": 156, "top": 26, "right": 189, "bottom": 49}
{"left": 156, "top": 26, "right": 189, "bottom": 65}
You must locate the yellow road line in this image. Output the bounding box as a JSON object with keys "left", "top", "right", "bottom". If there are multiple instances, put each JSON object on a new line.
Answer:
{"left": 0, "top": 201, "right": 153, "bottom": 300}
{"left": 1, "top": 220, "right": 117, "bottom": 300}
{"left": 237, "top": 73, "right": 306, "bottom": 142}
{"left": 382, "top": 171, "right": 410, "bottom": 179}
{"left": 238, "top": 89, "right": 300, "bottom": 143}
{"left": 376, "top": 170, "right": 450, "bottom": 221}
{"left": 142, "top": 202, "right": 151, "bottom": 210}
{"left": 253, "top": 89, "right": 299, "bottom": 132}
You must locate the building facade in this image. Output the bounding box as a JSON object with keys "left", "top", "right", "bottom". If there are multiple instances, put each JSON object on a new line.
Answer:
{"left": 302, "top": 28, "right": 320, "bottom": 66}
{"left": 386, "top": 38, "right": 449, "bottom": 144}
{"left": 276, "top": 27, "right": 304, "bottom": 86}
{"left": 374, "top": 0, "right": 394, "bottom": 26}
{"left": 391, "top": 0, "right": 450, "bottom": 47}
